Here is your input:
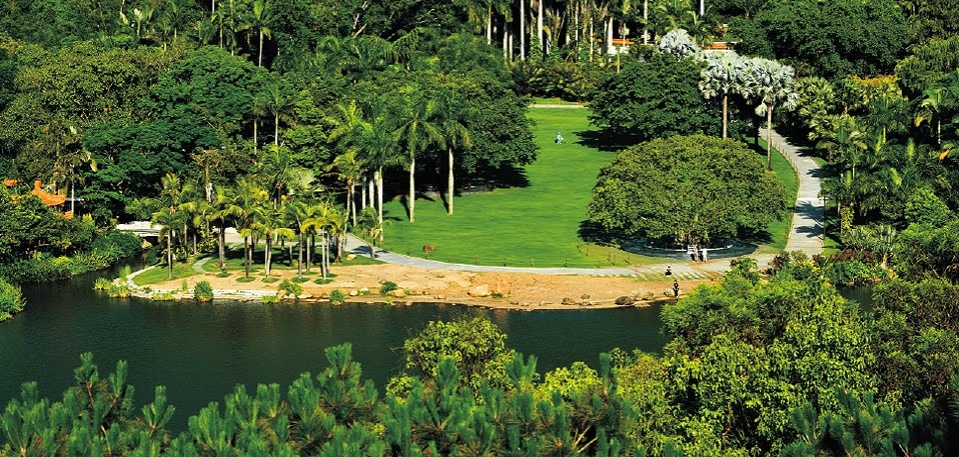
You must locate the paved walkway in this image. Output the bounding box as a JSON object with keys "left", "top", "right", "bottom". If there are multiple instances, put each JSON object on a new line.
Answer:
{"left": 760, "top": 128, "right": 824, "bottom": 256}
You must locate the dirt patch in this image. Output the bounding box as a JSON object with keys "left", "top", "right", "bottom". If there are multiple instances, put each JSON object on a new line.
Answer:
{"left": 144, "top": 263, "right": 708, "bottom": 310}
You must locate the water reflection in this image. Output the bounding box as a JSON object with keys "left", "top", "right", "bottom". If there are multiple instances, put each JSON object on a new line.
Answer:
{"left": 1, "top": 267, "right": 665, "bottom": 432}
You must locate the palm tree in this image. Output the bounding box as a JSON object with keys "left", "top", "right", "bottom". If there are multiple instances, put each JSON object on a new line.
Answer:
{"left": 327, "top": 149, "right": 364, "bottom": 228}
{"left": 915, "top": 85, "right": 951, "bottom": 147}
{"left": 247, "top": 0, "right": 273, "bottom": 67}
{"left": 434, "top": 87, "right": 473, "bottom": 215}
{"left": 354, "top": 206, "right": 385, "bottom": 261}
{"left": 260, "top": 77, "right": 293, "bottom": 146}
{"left": 816, "top": 115, "right": 866, "bottom": 165}
{"left": 227, "top": 179, "right": 268, "bottom": 279}
{"left": 699, "top": 52, "right": 747, "bottom": 139}
{"left": 864, "top": 94, "right": 907, "bottom": 144}
{"left": 746, "top": 57, "right": 799, "bottom": 170}
{"left": 253, "top": 199, "right": 293, "bottom": 277}
{"left": 393, "top": 90, "right": 445, "bottom": 223}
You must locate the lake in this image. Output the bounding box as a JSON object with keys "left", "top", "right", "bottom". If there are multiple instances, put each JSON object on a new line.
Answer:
{"left": 0, "top": 263, "right": 667, "bottom": 431}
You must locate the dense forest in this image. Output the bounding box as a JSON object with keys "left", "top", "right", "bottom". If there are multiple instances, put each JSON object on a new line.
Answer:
{"left": 4, "top": 0, "right": 959, "bottom": 455}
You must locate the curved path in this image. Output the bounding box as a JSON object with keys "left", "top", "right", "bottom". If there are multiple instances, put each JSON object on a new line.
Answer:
{"left": 760, "top": 128, "right": 824, "bottom": 256}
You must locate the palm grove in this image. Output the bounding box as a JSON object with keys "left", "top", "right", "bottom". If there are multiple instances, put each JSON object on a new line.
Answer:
{"left": 4, "top": 0, "right": 959, "bottom": 455}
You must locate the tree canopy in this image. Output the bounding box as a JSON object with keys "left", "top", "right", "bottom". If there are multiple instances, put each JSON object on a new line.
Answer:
{"left": 588, "top": 135, "right": 788, "bottom": 244}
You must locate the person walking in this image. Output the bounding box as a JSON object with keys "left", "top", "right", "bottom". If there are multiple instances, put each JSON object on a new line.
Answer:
{"left": 672, "top": 280, "right": 680, "bottom": 297}
{"left": 556, "top": 131, "right": 563, "bottom": 144}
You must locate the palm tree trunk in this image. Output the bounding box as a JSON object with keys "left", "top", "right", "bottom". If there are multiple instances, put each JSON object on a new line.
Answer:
{"left": 265, "top": 236, "right": 272, "bottom": 277}
{"left": 722, "top": 93, "right": 728, "bottom": 139}
{"left": 538, "top": 0, "right": 543, "bottom": 59}
{"left": 321, "top": 233, "right": 329, "bottom": 280}
{"left": 306, "top": 233, "right": 313, "bottom": 272}
{"left": 167, "top": 232, "right": 173, "bottom": 280}
{"left": 520, "top": 0, "right": 526, "bottom": 60}
{"left": 643, "top": 0, "right": 649, "bottom": 44}
{"left": 297, "top": 233, "right": 304, "bottom": 279}
{"left": 253, "top": 119, "right": 258, "bottom": 150}
{"left": 349, "top": 181, "right": 356, "bottom": 228}
{"left": 218, "top": 226, "right": 226, "bottom": 273}
{"left": 244, "top": 236, "right": 251, "bottom": 278}
{"left": 274, "top": 113, "right": 279, "bottom": 145}
{"left": 448, "top": 147, "right": 454, "bottom": 215}
{"left": 607, "top": 17, "right": 613, "bottom": 54}
{"left": 377, "top": 167, "right": 384, "bottom": 241}
{"left": 70, "top": 183, "right": 75, "bottom": 214}
{"left": 487, "top": 7, "right": 493, "bottom": 44}
{"left": 409, "top": 156, "right": 416, "bottom": 223}
{"left": 766, "top": 107, "right": 773, "bottom": 170}
{"left": 258, "top": 31, "right": 264, "bottom": 67}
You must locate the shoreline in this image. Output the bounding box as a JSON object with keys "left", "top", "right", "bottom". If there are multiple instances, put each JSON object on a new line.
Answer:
{"left": 124, "top": 262, "right": 703, "bottom": 311}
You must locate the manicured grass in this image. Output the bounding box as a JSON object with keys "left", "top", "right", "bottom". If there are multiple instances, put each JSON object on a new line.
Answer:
{"left": 530, "top": 97, "right": 585, "bottom": 106}
{"left": 380, "top": 108, "right": 674, "bottom": 268}
{"left": 381, "top": 109, "right": 800, "bottom": 266}
{"left": 133, "top": 262, "right": 196, "bottom": 286}
{"left": 753, "top": 137, "right": 799, "bottom": 251}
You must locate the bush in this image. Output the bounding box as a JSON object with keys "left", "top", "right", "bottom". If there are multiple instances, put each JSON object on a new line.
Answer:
{"left": 261, "top": 295, "right": 279, "bottom": 304}
{"left": 94, "top": 278, "right": 113, "bottom": 291}
{"left": 278, "top": 279, "right": 303, "bottom": 299}
{"left": 824, "top": 260, "right": 874, "bottom": 286}
{"left": 0, "top": 278, "right": 26, "bottom": 321}
{"left": 194, "top": 281, "right": 214, "bottom": 302}
{"left": 329, "top": 289, "right": 345, "bottom": 305}
{"left": 380, "top": 281, "right": 398, "bottom": 295}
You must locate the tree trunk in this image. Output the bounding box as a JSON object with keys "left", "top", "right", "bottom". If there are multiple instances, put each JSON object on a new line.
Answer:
{"left": 306, "top": 233, "right": 313, "bottom": 272}
{"left": 766, "top": 107, "right": 773, "bottom": 170}
{"left": 321, "top": 233, "right": 329, "bottom": 280}
{"left": 537, "top": 0, "right": 543, "bottom": 59}
{"left": 253, "top": 119, "right": 258, "bottom": 150}
{"left": 607, "top": 17, "right": 613, "bottom": 54}
{"left": 377, "top": 167, "right": 384, "bottom": 241}
{"left": 274, "top": 112, "right": 279, "bottom": 145}
{"left": 258, "top": 31, "right": 264, "bottom": 67}
{"left": 448, "top": 147, "right": 454, "bottom": 215}
{"left": 487, "top": 7, "right": 492, "bottom": 44}
{"left": 265, "top": 235, "right": 272, "bottom": 277}
{"left": 70, "top": 184, "right": 75, "bottom": 215}
{"left": 722, "top": 93, "right": 728, "bottom": 139}
{"left": 296, "top": 232, "right": 303, "bottom": 279}
{"left": 244, "top": 236, "right": 251, "bottom": 278}
{"left": 348, "top": 181, "right": 356, "bottom": 228}
{"left": 218, "top": 226, "right": 226, "bottom": 273}
{"left": 409, "top": 156, "right": 416, "bottom": 223}
{"left": 167, "top": 232, "right": 173, "bottom": 279}
{"left": 520, "top": 0, "right": 525, "bottom": 60}
{"left": 643, "top": 0, "right": 649, "bottom": 44}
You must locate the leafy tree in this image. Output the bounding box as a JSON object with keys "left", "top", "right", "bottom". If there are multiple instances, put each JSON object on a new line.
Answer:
{"left": 753, "top": 0, "right": 909, "bottom": 79}
{"left": 589, "top": 50, "right": 715, "bottom": 142}
{"left": 895, "top": 35, "right": 959, "bottom": 97}
{"left": 588, "top": 134, "right": 788, "bottom": 244}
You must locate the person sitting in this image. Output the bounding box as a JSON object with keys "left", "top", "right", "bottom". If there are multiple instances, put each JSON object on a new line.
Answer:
{"left": 665, "top": 266, "right": 672, "bottom": 276}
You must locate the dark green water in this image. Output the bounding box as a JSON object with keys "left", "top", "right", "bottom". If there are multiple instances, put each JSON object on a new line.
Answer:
{"left": 1, "top": 264, "right": 667, "bottom": 431}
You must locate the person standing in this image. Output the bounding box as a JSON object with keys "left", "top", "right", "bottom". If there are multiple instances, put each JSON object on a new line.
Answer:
{"left": 688, "top": 244, "right": 696, "bottom": 262}
{"left": 701, "top": 247, "right": 708, "bottom": 262}
{"left": 672, "top": 280, "right": 680, "bottom": 297}
{"left": 556, "top": 131, "right": 563, "bottom": 144}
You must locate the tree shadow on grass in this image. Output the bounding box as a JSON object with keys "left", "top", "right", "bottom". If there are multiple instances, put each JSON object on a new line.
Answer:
{"left": 575, "top": 128, "right": 642, "bottom": 153}
{"left": 578, "top": 220, "right": 623, "bottom": 245}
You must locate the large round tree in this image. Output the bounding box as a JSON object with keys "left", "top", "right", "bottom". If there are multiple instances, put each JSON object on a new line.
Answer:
{"left": 587, "top": 135, "right": 789, "bottom": 244}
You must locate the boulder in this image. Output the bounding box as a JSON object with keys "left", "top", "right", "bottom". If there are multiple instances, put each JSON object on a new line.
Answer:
{"left": 491, "top": 279, "right": 511, "bottom": 296}
{"left": 561, "top": 297, "right": 576, "bottom": 305}
{"left": 468, "top": 284, "right": 491, "bottom": 297}
{"left": 615, "top": 296, "right": 635, "bottom": 306}
{"left": 391, "top": 289, "right": 406, "bottom": 298}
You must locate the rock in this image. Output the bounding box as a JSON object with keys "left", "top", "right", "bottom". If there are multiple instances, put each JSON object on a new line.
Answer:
{"left": 434, "top": 294, "right": 446, "bottom": 300}
{"left": 346, "top": 254, "right": 356, "bottom": 261}
{"left": 615, "top": 296, "right": 635, "bottom": 306}
{"left": 561, "top": 297, "right": 576, "bottom": 305}
{"left": 359, "top": 287, "right": 369, "bottom": 294}
{"left": 581, "top": 293, "right": 590, "bottom": 300}
{"left": 468, "top": 284, "right": 491, "bottom": 297}
{"left": 491, "top": 279, "right": 511, "bottom": 297}
{"left": 349, "top": 290, "right": 359, "bottom": 296}
{"left": 391, "top": 289, "right": 406, "bottom": 298}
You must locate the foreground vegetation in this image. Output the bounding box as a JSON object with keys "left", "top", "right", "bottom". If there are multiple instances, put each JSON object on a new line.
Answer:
{"left": 4, "top": 259, "right": 959, "bottom": 455}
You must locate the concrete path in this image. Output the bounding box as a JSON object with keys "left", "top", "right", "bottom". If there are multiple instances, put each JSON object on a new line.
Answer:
{"left": 760, "top": 128, "right": 824, "bottom": 256}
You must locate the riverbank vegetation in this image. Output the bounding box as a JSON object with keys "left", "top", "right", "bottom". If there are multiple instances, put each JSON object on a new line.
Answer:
{"left": 0, "top": 278, "right": 24, "bottom": 321}
{"left": 0, "top": 185, "right": 143, "bottom": 283}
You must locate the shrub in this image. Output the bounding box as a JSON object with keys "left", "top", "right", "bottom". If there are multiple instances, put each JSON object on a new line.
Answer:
{"left": 152, "top": 291, "right": 175, "bottom": 301}
{"left": 194, "top": 281, "right": 214, "bottom": 302}
{"left": 94, "top": 278, "right": 113, "bottom": 291}
{"left": 329, "top": 289, "right": 345, "bottom": 305}
{"left": 0, "top": 278, "right": 26, "bottom": 321}
{"left": 106, "top": 283, "right": 132, "bottom": 298}
{"left": 278, "top": 279, "right": 303, "bottom": 299}
{"left": 824, "top": 260, "right": 873, "bottom": 286}
{"left": 262, "top": 295, "right": 279, "bottom": 304}
{"left": 380, "top": 281, "right": 398, "bottom": 295}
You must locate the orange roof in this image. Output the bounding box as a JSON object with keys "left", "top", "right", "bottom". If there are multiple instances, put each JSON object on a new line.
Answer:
{"left": 32, "top": 181, "right": 66, "bottom": 206}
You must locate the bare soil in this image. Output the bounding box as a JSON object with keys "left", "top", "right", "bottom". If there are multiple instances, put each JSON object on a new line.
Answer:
{"left": 146, "top": 264, "right": 706, "bottom": 310}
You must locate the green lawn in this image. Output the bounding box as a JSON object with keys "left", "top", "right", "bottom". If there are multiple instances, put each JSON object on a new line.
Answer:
{"left": 754, "top": 137, "right": 799, "bottom": 251}
{"left": 377, "top": 108, "right": 799, "bottom": 267}
{"left": 380, "top": 108, "right": 639, "bottom": 268}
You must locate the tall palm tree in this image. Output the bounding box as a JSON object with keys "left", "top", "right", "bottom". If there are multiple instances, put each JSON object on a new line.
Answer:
{"left": 327, "top": 149, "right": 364, "bottom": 228}
{"left": 816, "top": 115, "right": 866, "bottom": 165}
{"left": 915, "top": 86, "right": 950, "bottom": 147}
{"left": 699, "top": 52, "right": 747, "bottom": 139}
{"left": 258, "top": 77, "right": 294, "bottom": 146}
{"left": 253, "top": 199, "right": 293, "bottom": 277}
{"left": 434, "top": 87, "right": 473, "bottom": 215}
{"left": 247, "top": 0, "right": 273, "bottom": 67}
{"left": 393, "top": 90, "right": 445, "bottom": 223}
{"left": 227, "top": 179, "right": 268, "bottom": 279}
{"left": 864, "top": 94, "right": 907, "bottom": 144}
{"left": 746, "top": 57, "right": 799, "bottom": 170}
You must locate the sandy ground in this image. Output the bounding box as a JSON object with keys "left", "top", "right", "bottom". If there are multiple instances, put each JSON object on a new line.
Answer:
{"left": 142, "top": 263, "right": 707, "bottom": 310}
